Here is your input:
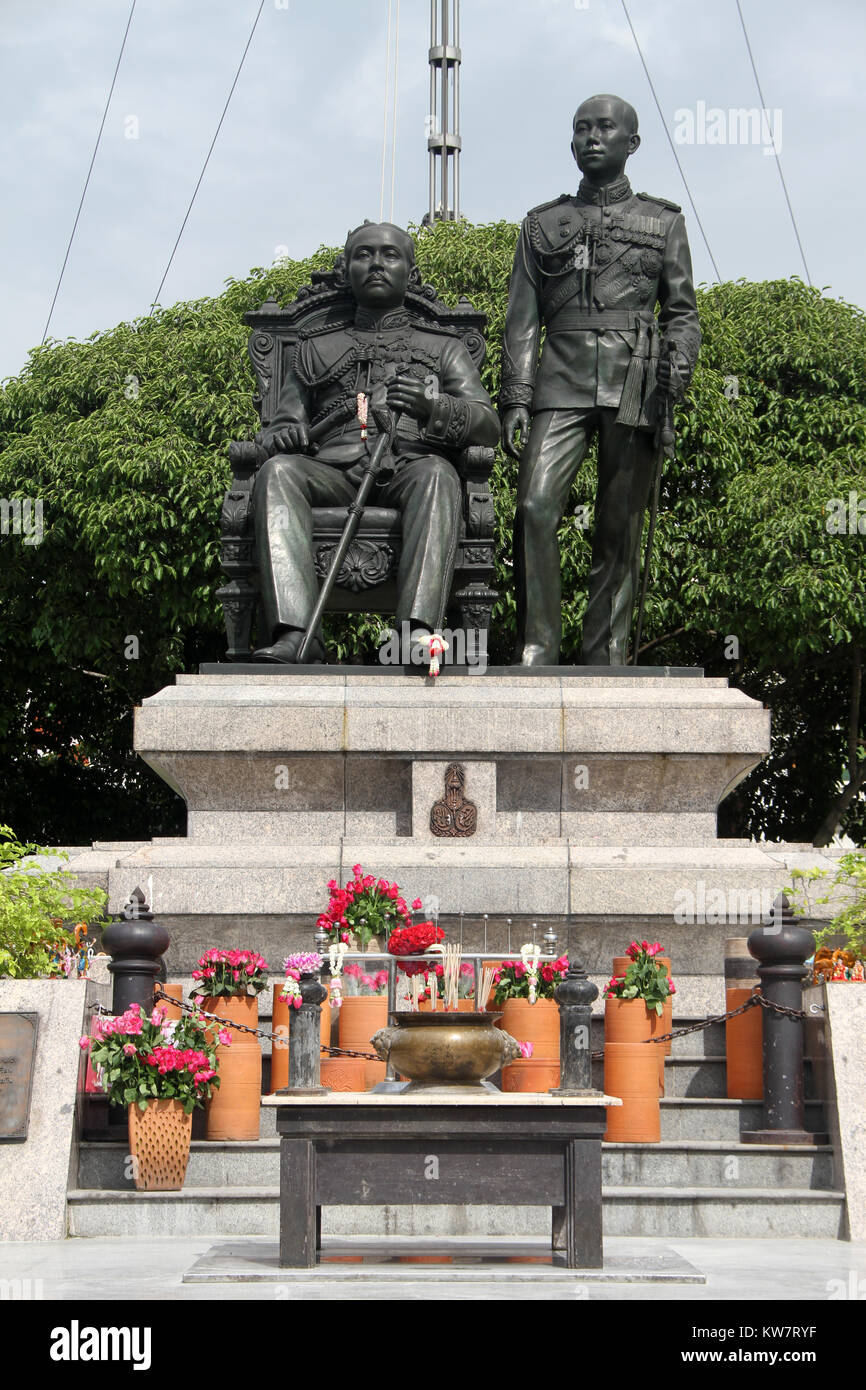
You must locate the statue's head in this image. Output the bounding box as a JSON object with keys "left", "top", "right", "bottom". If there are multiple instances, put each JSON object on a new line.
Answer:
{"left": 571, "top": 95, "right": 640, "bottom": 183}
{"left": 335, "top": 221, "right": 420, "bottom": 311}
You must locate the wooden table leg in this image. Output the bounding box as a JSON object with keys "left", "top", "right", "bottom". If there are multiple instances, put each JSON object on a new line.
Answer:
{"left": 279, "top": 1138, "right": 317, "bottom": 1267}
{"left": 564, "top": 1138, "right": 603, "bottom": 1269}
{"left": 551, "top": 1204, "right": 567, "bottom": 1251}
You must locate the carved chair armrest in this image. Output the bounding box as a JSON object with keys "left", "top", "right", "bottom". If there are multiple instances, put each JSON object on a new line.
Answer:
{"left": 457, "top": 446, "right": 496, "bottom": 542}
{"left": 457, "top": 444, "right": 496, "bottom": 483}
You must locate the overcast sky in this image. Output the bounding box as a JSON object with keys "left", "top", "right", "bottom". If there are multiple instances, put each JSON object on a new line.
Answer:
{"left": 2, "top": 0, "right": 864, "bottom": 382}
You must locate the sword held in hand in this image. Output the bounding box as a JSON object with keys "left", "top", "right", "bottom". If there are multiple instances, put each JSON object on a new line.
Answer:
{"left": 296, "top": 388, "right": 397, "bottom": 664}
{"left": 632, "top": 339, "right": 677, "bottom": 666}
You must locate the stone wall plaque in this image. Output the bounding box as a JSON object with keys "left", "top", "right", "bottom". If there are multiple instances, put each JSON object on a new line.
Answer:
{"left": 0, "top": 1012, "right": 39, "bottom": 1140}
{"left": 430, "top": 763, "right": 477, "bottom": 838}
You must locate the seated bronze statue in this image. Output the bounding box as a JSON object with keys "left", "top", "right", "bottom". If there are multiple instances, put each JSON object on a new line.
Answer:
{"left": 245, "top": 222, "right": 500, "bottom": 664}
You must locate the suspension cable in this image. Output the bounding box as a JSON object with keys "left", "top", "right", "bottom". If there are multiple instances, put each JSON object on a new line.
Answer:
{"left": 735, "top": 0, "right": 811, "bottom": 285}
{"left": 149, "top": 0, "right": 266, "bottom": 313}
{"left": 41, "top": 0, "right": 138, "bottom": 344}
{"left": 620, "top": 0, "right": 722, "bottom": 283}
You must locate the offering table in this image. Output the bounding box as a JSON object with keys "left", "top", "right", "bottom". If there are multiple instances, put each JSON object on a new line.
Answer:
{"left": 263, "top": 1091, "right": 621, "bottom": 1269}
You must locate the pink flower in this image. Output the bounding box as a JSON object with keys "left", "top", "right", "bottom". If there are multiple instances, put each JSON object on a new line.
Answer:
{"left": 78, "top": 1035, "right": 90, "bottom": 1050}
{"left": 412, "top": 898, "right": 422, "bottom": 911}
{"left": 352, "top": 864, "right": 362, "bottom": 877}
{"left": 217, "top": 1029, "right": 233, "bottom": 1046}
{"left": 122, "top": 1043, "right": 137, "bottom": 1056}
{"left": 518, "top": 1040, "right": 534, "bottom": 1059}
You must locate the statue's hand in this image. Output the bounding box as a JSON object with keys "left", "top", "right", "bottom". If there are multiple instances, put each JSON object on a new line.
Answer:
{"left": 266, "top": 422, "right": 309, "bottom": 455}
{"left": 502, "top": 407, "right": 530, "bottom": 460}
{"left": 656, "top": 348, "right": 690, "bottom": 401}
{"left": 386, "top": 374, "right": 433, "bottom": 423}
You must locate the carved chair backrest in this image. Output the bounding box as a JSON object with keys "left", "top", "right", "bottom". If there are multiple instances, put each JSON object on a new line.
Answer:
{"left": 242, "top": 269, "right": 489, "bottom": 431}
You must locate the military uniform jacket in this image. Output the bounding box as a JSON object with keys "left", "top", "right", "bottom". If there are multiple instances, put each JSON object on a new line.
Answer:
{"left": 501, "top": 175, "right": 701, "bottom": 426}
{"left": 261, "top": 306, "right": 499, "bottom": 468}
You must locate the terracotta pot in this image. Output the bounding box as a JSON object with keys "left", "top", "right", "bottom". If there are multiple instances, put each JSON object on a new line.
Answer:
{"left": 320, "top": 1056, "right": 367, "bottom": 1091}
{"left": 127, "top": 1098, "right": 192, "bottom": 1190}
{"left": 604, "top": 996, "right": 664, "bottom": 1095}
{"left": 501, "top": 1058, "right": 561, "bottom": 1092}
{"left": 153, "top": 982, "right": 183, "bottom": 1022}
{"left": 270, "top": 982, "right": 332, "bottom": 1093}
{"left": 498, "top": 998, "right": 560, "bottom": 1059}
{"left": 725, "top": 986, "right": 763, "bottom": 1099}
{"left": 603, "top": 1042, "right": 660, "bottom": 1142}
{"left": 201, "top": 994, "right": 262, "bottom": 1140}
{"left": 338, "top": 995, "right": 389, "bottom": 1088}
{"left": 612, "top": 956, "right": 673, "bottom": 1056}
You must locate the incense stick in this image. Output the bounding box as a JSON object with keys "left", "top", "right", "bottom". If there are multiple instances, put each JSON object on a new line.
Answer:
{"left": 479, "top": 965, "right": 497, "bottom": 1011}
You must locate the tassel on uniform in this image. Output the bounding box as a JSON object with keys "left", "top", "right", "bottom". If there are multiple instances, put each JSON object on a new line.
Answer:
{"left": 427, "top": 632, "right": 448, "bottom": 677}
{"left": 356, "top": 392, "right": 368, "bottom": 441}
{"left": 615, "top": 318, "right": 651, "bottom": 428}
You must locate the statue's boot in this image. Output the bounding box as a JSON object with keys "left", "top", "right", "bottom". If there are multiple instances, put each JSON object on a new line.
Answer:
{"left": 408, "top": 626, "right": 434, "bottom": 672}
{"left": 514, "top": 643, "right": 558, "bottom": 666}
{"left": 252, "top": 626, "right": 325, "bottom": 664}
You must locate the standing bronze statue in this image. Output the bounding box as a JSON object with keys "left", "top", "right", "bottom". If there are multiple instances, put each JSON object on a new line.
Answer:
{"left": 501, "top": 95, "right": 701, "bottom": 665}
{"left": 251, "top": 221, "right": 499, "bottom": 663}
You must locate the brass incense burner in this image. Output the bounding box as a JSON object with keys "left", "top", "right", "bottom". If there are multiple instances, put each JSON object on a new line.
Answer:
{"left": 371, "top": 1012, "right": 521, "bottom": 1092}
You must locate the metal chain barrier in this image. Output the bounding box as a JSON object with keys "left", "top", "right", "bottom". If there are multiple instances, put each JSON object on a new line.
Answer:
{"left": 94, "top": 987, "right": 806, "bottom": 1068}
{"left": 588, "top": 993, "right": 806, "bottom": 1061}
{"left": 91, "top": 992, "right": 381, "bottom": 1062}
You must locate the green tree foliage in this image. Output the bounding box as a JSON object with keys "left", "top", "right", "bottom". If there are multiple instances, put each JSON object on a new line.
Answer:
{"left": 0, "top": 222, "right": 863, "bottom": 845}
{"left": 0, "top": 825, "right": 107, "bottom": 977}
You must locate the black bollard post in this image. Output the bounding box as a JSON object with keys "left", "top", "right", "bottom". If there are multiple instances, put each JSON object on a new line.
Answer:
{"left": 550, "top": 957, "right": 602, "bottom": 1095}
{"left": 284, "top": 971, "right": 329, "bottom": 1095}
{"left": 742, "top": 892, "right": 823, "bottom": 1145}
{"left": 101, "top": 886, "right": 169, "bottom": 1018}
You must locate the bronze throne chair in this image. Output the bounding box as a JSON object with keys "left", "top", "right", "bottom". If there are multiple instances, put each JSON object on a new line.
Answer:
{"left": 216, "top": 268, "right": 499, "bottom": 662}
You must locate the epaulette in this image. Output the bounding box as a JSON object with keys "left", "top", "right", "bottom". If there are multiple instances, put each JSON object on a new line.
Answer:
{"left": 297, "top": 318, "right": 347, "bottom": 340}
{"left": 526, "top": 193, "right": 572, "bottom": 218}
{"left": 636, "top": 192, "right": 682, "bottom": 213}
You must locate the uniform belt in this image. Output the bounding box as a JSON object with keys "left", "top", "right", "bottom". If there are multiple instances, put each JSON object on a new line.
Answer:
{"left": 547, "top": 310, "right": 653, "bottom": 333}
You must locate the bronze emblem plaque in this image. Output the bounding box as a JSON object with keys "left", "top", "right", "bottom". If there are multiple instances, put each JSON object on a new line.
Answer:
{"left": 0, "top": 1012, "right": 39, "bottom": 1140}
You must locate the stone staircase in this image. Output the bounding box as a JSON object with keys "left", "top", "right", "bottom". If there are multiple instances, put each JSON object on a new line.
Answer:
{"left": 68, "top": 1016, "right": 844, "bottom": 1241}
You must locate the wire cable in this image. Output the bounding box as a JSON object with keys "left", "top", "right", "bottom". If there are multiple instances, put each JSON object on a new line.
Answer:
{"left": 150, "top": 0, "right": 266, "bottom": 312}
{"left": 620, "top": 0, "right": 722, "bottom": 282}
{"left": 735, "top": 0, "right": 811, "bottom": 285}
{"left": 41, "top": 0, "right": 138, "bottom": 344}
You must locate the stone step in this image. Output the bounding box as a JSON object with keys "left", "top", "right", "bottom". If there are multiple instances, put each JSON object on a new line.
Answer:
{"left": 78, "top": 1137, "right": 834, "bottom": 1192}
{"left": 658, "top": 1097, "right": 827, "bottom": 1141}
{"left": 66, "top": 1184, "right": 845, "bottom": 1241}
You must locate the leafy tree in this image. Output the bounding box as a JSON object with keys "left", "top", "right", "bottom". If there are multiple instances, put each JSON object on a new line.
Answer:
{"left": 0, "top": 825, "right": 108, "bottom": 977}
{"left": 0, "top": 223, "right": 863, "bottom": 845}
